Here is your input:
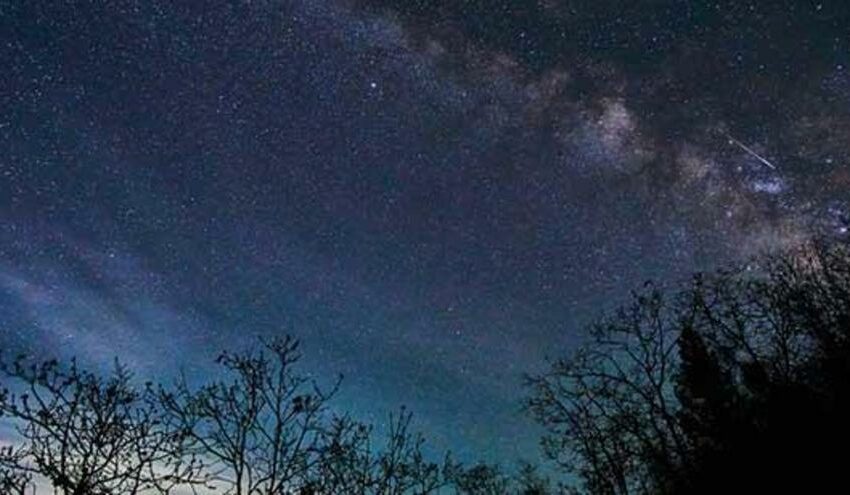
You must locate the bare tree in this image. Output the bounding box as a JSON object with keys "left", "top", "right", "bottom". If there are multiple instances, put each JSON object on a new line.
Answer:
{"left": 451, "top": 463, "right": 511, "bottom": 495}
{"left": 524, "top": 285, "right": 685, "bottom": 494}
{"left": 306, "top": 407, "right": 454, "bottom": 494}
{"left": 160, "top": 336, "right": 337, "bottom": 495}
{"left": 308, "top": 411, "right": 556, "bottom": 495}
{"left": 0, "top": 356, "right": 202, "bottom": 495}
{"left": 513, "top": 462, "right": 554, "bottom": 495}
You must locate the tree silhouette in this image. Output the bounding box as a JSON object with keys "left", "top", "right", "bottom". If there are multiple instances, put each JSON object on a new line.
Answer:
{"left": 0, "top": 357, "right": 201, "bottom": 495}
{"left": 451, "top": 463, "right": 511, "bottom": 495}
{"left": 513, "top": 462, "right": 553, "bottom": 495}
{"left": 671, "top": 241, "right": 850, "bottom": 493}
{"left": 0, "top": 334, "right": 557, "bottom": 494}
{"left": 303, "top": 405, "right": 554, "bottom": 494}
{"left": 159, "top": 336, "right": 339, "bottom": 495}
{"left": 449, "top": 461, "right": 554, "bottom": 495}
{"left": 304, "top": 408, "right": 455, "bottom": 494}
{"left": 0, "top": 450, "right": 30, "bottom": 495}
{"left": 525, "top": 285, "right": 684, "bottom": 494}
{"left": 526, "top": 240, "right": 850, "bottom": 494}
{"left": 10, "top": 241, "right": 848, "bottom": 494}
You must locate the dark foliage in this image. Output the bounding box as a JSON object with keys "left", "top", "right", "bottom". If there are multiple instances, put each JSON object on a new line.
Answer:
{"left": 526, "top": 241, "right": 850, "bottom": 494}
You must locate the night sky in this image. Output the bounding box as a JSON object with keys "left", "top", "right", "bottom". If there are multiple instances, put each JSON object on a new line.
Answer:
{"left": 2, "top": 0, "right": 850, "bottom": 465}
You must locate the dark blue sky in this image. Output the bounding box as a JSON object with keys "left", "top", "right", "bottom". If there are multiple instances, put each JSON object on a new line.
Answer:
{"left": 2, "top": 0, "right": 849, "bottom": 464}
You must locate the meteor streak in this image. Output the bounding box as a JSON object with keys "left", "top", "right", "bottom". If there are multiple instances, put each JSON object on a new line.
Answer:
{"left": 725, "top": 134, "right": 777, "bottom": 169}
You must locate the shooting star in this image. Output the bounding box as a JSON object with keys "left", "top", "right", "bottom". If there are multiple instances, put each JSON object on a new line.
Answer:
{"left": 725, "top": 134, "right": 777, "bottom": 170}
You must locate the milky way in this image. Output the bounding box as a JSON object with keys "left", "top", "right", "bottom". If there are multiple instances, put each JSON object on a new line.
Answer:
{"left": 1, "top": 0, "right": 849, "bottom": 463}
